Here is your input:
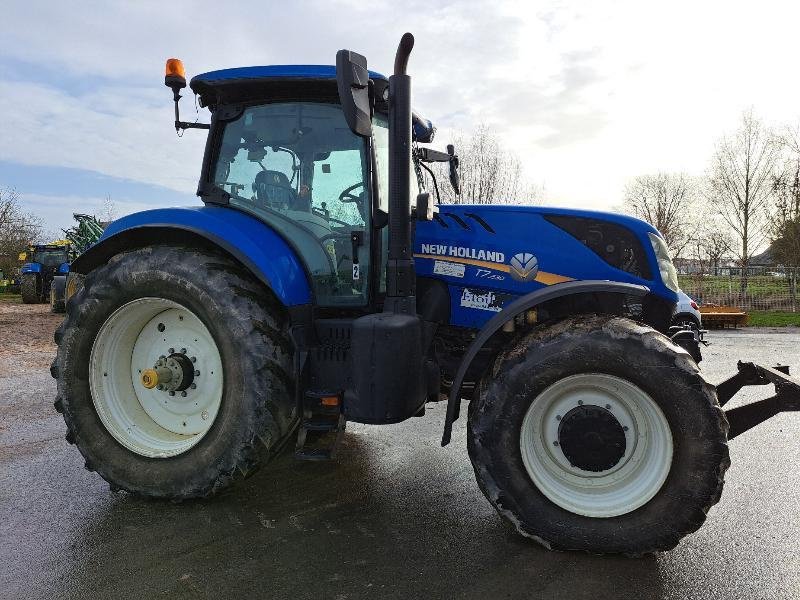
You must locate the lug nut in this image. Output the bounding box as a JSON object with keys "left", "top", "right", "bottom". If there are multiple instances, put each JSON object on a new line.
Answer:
{"left": 556, "top": 414, "right": 562, "bottom": 421}
{"left": 180, "top": 348, "right": 187, "bottom": 354}
{"left": 169, "top": 391, "right": 175, "bottom": 397}
{"left": 201, "top": 410, "right": 209, "bottom": 420}
{"left": 578, "top": 400, "right": 584, "bottom": 406}
{"left": 157, "top": 323, "right": 165, "bottom": 332}
{"left": 553, "top": 441, "right": 559, "bottom": 446}
{"left": 191, "top": 356, "right": 196, "bottom": 363}
{"left": 605, "top": 404, "right": 611, "bottom": 410}
{"left": 195, "top": 370, "right": 200, "bottom": 377}
{"left": 190, "top": 383, "right": 197, "bottom": 390}
{"left": 168, "top": 348, "right": 175, "bottom": 354}
{"left": 181, "top": 391, "right": 187, "bottom": 397}
{"left": 623, "top": 426, "right": 629, "bottom": 431}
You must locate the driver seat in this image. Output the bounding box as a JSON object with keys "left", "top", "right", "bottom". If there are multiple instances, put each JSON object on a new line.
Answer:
{"left": 253, "top": 170, "right": 297, "bottom": 209}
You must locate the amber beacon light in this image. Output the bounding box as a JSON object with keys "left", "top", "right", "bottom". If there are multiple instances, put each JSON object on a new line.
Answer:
{"left": 164, "top": 58, "right": 186, "bottom": 90}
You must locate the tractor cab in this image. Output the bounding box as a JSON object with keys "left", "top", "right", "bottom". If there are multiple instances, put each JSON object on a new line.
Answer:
{"left": 185, "top": 65, "right": 443, "bottom": 309}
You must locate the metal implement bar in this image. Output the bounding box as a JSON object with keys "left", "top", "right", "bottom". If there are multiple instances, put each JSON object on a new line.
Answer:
{"left": 719, "top": 362, "right": 800, "bottom": 439}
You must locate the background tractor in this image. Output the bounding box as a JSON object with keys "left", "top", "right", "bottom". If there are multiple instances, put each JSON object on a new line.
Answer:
{"left": 53, "top": 33, "right": 800, "bottom": 555}
{"left": 20, "top": 243, "right": 70, "bottom": 304}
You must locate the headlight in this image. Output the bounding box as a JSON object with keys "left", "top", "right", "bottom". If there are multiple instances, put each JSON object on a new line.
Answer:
{"left": 647, "top": 233, "right": 678, "bottom": 292}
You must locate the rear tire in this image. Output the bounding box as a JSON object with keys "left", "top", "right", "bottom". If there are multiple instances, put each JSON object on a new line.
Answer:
{"left": 21, "top": 272, "right": 40, "bottom": 304}
{"left": 53, "top": 245, "right": 297, "bottom": 499}
{"left": 468, "top": 315, "right": 729, "bottom": 555}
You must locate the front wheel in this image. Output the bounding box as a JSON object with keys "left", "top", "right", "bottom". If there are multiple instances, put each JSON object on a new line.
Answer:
{"left": 468, "top": 315, "right": 729, "bottom": 554}
{"left": 53, "top": 245, "right": 297, "bottom": 499}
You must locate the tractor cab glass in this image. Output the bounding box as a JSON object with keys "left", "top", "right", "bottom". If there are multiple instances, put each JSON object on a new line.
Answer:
{"left": 213, "top": 102, "right": 371, "bottom": 307}
{"left": 32, "top": 248, "right": 68, "bottom": 268}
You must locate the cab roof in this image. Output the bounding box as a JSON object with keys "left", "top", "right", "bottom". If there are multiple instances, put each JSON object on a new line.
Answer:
{"left": 190, "top": 65, "right": 388, "bottom": 90}
{"left": 189, "top": 64, "right": 435, "bottom": 142}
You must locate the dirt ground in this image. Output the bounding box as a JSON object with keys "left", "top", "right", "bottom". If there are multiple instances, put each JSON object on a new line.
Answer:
{"left": 2, "top": 298, "right": 800, "bottom": 600}
{"left": 0, "top": 302, "right": 62, "bottom": 377}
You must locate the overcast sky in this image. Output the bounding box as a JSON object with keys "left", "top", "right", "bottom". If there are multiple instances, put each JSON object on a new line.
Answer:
{"left": 3, "top": 0, "right": 800, "bottom": 234}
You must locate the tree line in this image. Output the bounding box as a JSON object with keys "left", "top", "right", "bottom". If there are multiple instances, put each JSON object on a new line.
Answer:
{"left": 622, "top": 109, "right": 800, "bottom": 294}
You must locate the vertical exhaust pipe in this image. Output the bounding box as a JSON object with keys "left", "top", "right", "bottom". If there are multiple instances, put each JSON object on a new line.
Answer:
{"left": 386, "top": 32, "right": 415, "bottom": 312}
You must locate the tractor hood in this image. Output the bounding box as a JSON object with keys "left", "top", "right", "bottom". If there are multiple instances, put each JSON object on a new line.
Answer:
{"left": 414, "top": 204, "right": 675, "bottom": 326}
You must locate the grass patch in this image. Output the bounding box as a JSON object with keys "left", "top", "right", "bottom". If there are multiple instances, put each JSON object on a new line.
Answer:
{"left": 746, "top": 311, "right": 800, "bottom": 327}
{"left": 0, "top": 293, "right": 21, "bottom": 303}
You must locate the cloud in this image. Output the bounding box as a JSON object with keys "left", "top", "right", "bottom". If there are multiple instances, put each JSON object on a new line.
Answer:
{"left": 2, "top": 0, "right": 800, "bottom": 215}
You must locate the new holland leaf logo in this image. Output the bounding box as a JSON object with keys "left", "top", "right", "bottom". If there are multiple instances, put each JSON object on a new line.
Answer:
{"left": 509, "top": 253, "right": 539, "bottom": 282}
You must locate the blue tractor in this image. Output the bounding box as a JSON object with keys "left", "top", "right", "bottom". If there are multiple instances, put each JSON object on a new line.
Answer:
{"left": 53, "top": 34, "right": 800, "bottom": 554}
{"left": 20, "top": 243, "right": 71, "bottom": 304}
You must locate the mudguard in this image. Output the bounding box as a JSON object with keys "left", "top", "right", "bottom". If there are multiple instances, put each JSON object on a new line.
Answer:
{"left": 70, "top": 206, "right": 312, "bottom": 307}
{"left": 21, "top": 263, "right": 42, "bottom": 274}
{"left": 441, "top": 280, "right": 650, "bottom": 445}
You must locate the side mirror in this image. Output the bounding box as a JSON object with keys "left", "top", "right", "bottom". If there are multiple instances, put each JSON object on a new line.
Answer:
{"left": 447, "top": 144, "right": 460, "bottom": 196}
{"left": 336, "top": 50, "right": 372, "bottom": 137}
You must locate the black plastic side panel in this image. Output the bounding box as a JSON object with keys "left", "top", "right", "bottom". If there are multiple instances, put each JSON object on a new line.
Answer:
{"left": 345, "top": 312, "right": 426, "bottom": 424}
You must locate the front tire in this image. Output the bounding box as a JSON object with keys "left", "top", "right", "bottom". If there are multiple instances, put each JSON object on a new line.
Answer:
{"left": 53, "top": 245, "right": 297, "bottom": 499}
{"left": 468, "top": 315, "right": 729, "bottom": 554}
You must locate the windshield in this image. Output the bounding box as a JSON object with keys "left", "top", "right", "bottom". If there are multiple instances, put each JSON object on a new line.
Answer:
{"left": 213, "top": 102, "right": 371, "bottom": 306}
{"left": 32, "top": 249, "right": 68, "bottom": 267}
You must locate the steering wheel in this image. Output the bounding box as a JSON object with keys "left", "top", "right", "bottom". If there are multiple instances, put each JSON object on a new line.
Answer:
{"left": 339, "top": 181, "right": 365, "bottom": 203}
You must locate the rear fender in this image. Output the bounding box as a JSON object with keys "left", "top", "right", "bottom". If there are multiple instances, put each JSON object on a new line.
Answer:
{"left": 70, "top": 206, "right": 312, "bottom": 307}
{"left": 441, "top": 280, "right": 651, "bottom": 445}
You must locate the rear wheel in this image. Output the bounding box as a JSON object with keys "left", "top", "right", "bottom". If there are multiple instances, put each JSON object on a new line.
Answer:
{"left": 21, "top": 272, "right": 40, "bottom": 303}
{"left": 53, "top": 245, "right": 297, "bottom": 499}
{"left": 468, "top": 315, "right": 729, "bottom": 554}
{"left": 50, "top": 276, "right": 66, "bottom": 313}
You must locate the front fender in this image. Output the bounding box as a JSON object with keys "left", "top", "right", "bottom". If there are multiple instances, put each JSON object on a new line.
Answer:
{"left": 441, "top": 280, "right": 651, "bottom": 445}
{"left": 21, "top": 263, "right": 41, "bottom": 274}
{"left": 71, "top": 206, "right": 312, "bottom": 306}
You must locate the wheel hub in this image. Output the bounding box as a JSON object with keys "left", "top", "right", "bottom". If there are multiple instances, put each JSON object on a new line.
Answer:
{"left": 141, "top": 352, "right": 196, "bottom": 392}
{"left": 558, "top": 405, "right": 627, "bottom": 472}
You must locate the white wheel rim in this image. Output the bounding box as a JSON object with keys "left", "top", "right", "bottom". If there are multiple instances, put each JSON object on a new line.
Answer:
{"left": 519, "top": 373, "right": 673, "bottom": 518}
{"left": 90, "top": 298, "right": 224, "bottom": 458}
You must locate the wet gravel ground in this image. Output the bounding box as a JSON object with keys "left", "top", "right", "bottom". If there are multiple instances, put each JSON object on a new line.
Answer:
{"left": 1, "top": 302, "right": 799, "bottom": 600}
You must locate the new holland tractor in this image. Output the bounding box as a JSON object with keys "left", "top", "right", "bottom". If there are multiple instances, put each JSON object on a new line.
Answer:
{"left": 20, "top": 243, "right": 71, "bottom": 304}
{"left": 53, "top": 33, "right": 800, "bottom": 555}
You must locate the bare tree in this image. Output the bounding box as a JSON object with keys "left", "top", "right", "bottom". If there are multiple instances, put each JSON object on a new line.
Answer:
{"left": 0, "top": 188, "right": 44, "bottom": 275}
{"left": 623, "top": 172, "right": 698, "bottom": 257}
{"left": 430, "top": 124, "right": 539, "bottom": 205}
{"left": 100, "top": 193, "right": 117, "bottom": 223}
{"left": 706, "top": 110, "right": 781, "bottom": 296}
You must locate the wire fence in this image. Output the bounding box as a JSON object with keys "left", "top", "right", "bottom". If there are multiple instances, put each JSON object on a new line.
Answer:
{"left": 678, "top": 266, "right": 800, "bottom": 311}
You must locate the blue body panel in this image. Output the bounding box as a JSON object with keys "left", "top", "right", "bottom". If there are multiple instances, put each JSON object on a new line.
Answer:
{"left": 99, "top": 203, "right": 672, "bottom": 327}
{"left": 58, "top": 262, "right": 70, "bottom": 274}
{"left": 21, "top": 263, "right": 41, "bottom": 274}
{"left": 191, "top": 65, "right": 388, "bottom": 85}
{"left": 100, "top": 206, "right": 312, "bottom": 306}
{"left": 415, "top": 204, "right": 676, "bottom": 328}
